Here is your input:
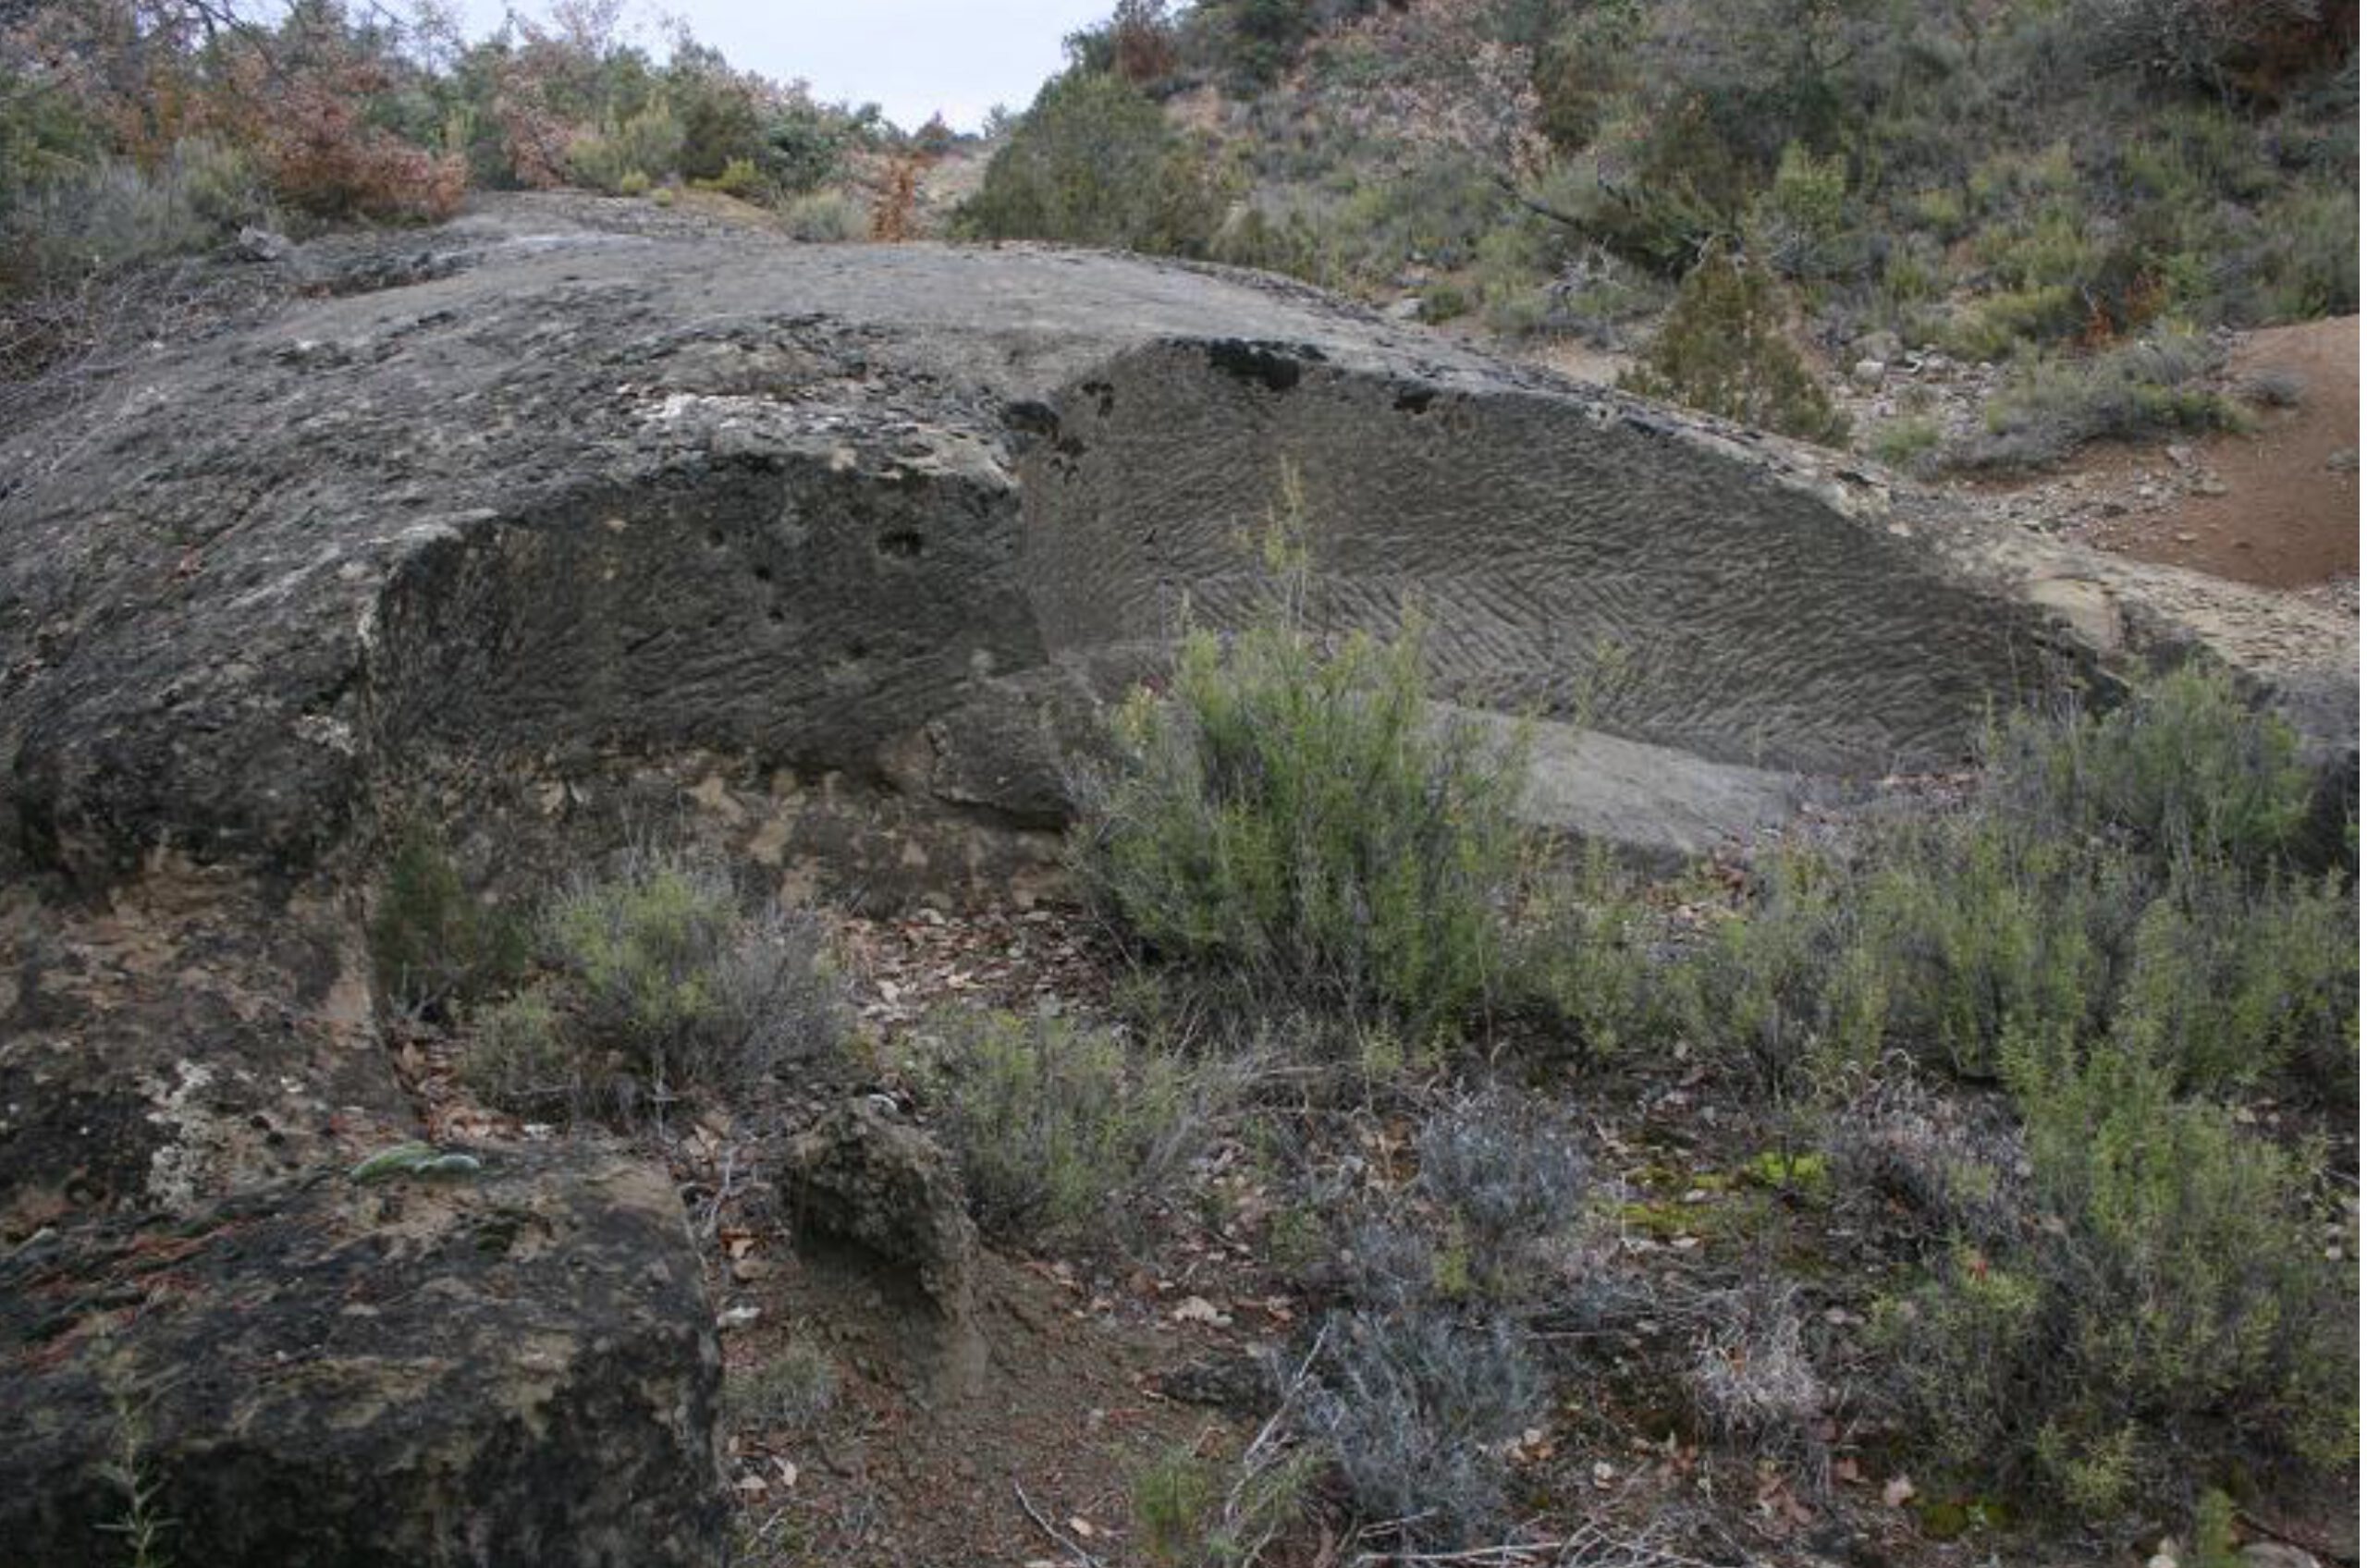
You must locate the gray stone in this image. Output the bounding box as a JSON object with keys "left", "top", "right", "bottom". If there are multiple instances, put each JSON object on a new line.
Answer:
{"left": 0, "top": 1146, "right": 725, "bottom": 1567}
{"left": 779, "top": 1099, "right": 977, "bottom": 1321}
{"left": 2, "top": 194, "right": 2349, "bottom": 898}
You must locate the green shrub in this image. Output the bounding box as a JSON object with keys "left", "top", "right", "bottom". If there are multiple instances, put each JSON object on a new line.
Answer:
{"left": 370, "top": 822, "right": 526, "bottom": 1018}
{"left": 1748, "top": 141, "right": 1857, "bottom": 280}
{"left": 957, "top": 68, "right": 1223, "bottom": 255}
{"left": 537, "top": 847, "right": 851, "bottom": 1115}
{"left": 1989, "top": 663, "right": 2313, "bottom": 871}
{"left": 5, "top": 137, "right": 271, "bottom": 286}
{"left": 920, "top": 1008, "right": 1233, "bottom": 1250}
{"left": 615, "top": 168, "right": 650, "bottom": 197}
{"left": 1850, "top": 814, "right": 2124, "bottom": 1081}
{"left": 568, "top": 102, "right": 684, "bottom": 193}
{"left": 2257, "top": 183, "right": 2360, "bottom": 319}
{"left": 2111, "top": 859, "right": 2358, "bottom": 1097}
{"left": 779, "top": 189, "right": 866, "bottom": 242}
{"left": 1937, "top": 286, "right": 2087, "bottom": 363}
{"left": 691, "top": 155, "right": 764, "bottom": 199}
{"left": 1875, "top": 1033, "right": 2355, "bottom": 1516}
{"left": 458, "top": 988, "right": 570, "bottom": 1114}
{"left": 1509, "top": 847, "right": 1663, "bottom": 1060}
{"left": 1681, "top": 850, "right": 1883, "bottom": 1096}
{"left": 1619, "top": 251, "right": 1850, "bottom": 446}
{"left": 1074, "top": 499, "right": 1532, "bottom": 1035}
{"left": 1131, "top": 1439, "right": 1318, "bottom": 1568}
{"left": 1868, "top": 414, "right": 1944, "bottom": 474}
{"left": 1949, "top": 329, "right": 2246, "bottom": 470}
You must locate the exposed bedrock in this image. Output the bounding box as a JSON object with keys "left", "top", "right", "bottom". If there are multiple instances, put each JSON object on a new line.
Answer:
{"left": 0, "top": 198, "right": 2352, "bottom": 894}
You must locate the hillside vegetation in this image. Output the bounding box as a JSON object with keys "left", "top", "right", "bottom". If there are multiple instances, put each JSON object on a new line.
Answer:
{"left": 0, "top": 0, "right": 937, "bottom": 397}
{"left": 966, "top": 0, "right": 2358, "bottom": 450}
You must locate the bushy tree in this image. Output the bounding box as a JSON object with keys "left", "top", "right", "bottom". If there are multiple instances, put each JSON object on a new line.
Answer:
{"left": 958, "top": 67, "right": 1222, "bottom": 255}
{"left": 1619, "top": 249, "right": 1850, "bottom": 444}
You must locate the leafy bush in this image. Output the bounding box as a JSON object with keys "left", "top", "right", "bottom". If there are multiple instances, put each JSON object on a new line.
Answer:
{"left": 779, "top": 190, "right": 867, "bottom": 242}
{"left": 1302, "top": 1308, "right": 1541, "bottom": 1548}
{"left": 1849, "top": 814, "right": 2123, "bottom": 1081}
{"left": 4, "top": 137, "right": 271, "bottom": 285}
{"left": 918, "top": 1008, "right": 1233, "bottom": 1250}
{"left": 692, "top": 156, "right": 765, "bottom": 199}
{"left": 568, "top": 102, "right": 684, "bottom": 193}
{"left": 1074, "top": 503, "right": 1533, "bottom": 1035}
{"left": 1867, "top": 414, "right": 1944, "bottom": 474}
{"left": 2111, "top": 859, "right": 2358, "bottom": 1096}
{"left": 958, "top": 68, "right": 1224, "bottom": 255}
{"left": 1619, "top": 251, "right": 1850, "bottom": 446}
{"left": 370, "top": 822, "right": 527, "bottom": 1018}
{"left": 458, "top": 989, "right": 570, "bottom": 1113}
{"left": 1507, "top": 854, "right": 1662, "bottom": 1059}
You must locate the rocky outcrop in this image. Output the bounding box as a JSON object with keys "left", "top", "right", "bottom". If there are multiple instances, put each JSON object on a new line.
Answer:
{"left": 6, "top": 195, "right": 2347, "bottom": 899}
{"left": 0, "top": 1145, "right": 724, "bottom": 1567}
{"left": 0, "top": 194, "right": 2350, "bottom": 1568}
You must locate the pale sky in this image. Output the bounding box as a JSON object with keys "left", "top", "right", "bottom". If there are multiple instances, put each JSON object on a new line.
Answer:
{"left": 468, "top": 1, "right": 1119, "bottom": 132}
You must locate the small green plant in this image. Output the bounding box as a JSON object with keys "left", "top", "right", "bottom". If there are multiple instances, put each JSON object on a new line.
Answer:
{"left": 726, "top": 1336, "right": 837, "bottom": 1434}
{"left": 1074, "top": 477, "right": 1533, "bottom": 1036}
{"left": 538, "top": 848, "right": 851, "bottom": 1115}
{"left": 1868, "top": 415, "right": 1944, "bottom": 475}
{"left": 1509, "top": 845, "right": 1663, "bottom": 1060}
{"left": 96, "top": 1364, "right": 173, "bottom": 1568}
{"left": 1619, "top": 251, "right": 1850, "bottom": 446}
{"left": 1131, "top": 1438, "right": 1319, "bottom": 1568}
{"left": 1874, "top": 1029, "right": 2356, "bottom": 1518}
{"left": 457, "top": 989, "right": 571, "bottom": 1116}
{"left": 1849, "top": 813, "right": 2121, "bottom": 1081}
{"left": 691, "top": 155, "right": 765, "bottom": 199}
{"left": 348, "top": 1141, "right": 483, "bottom": 1182}
{"left": 921, "top": 1007, "right": 1233, "bottom": 1250}
{"left": 368, "top": 822, "right": 525, "bottom": 1018}
{"left": 1302, "top": 1308, "right": 1541, "bottom": 1550}
{"left": 1680, "top": 849, "right": 1882, "bottom": 1096}
{"left": 1132, "top": 1446, "right": 1220, "bottom": 1567}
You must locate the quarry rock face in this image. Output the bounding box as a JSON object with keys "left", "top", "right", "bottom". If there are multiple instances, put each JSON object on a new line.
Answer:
{"left": 0, "top": 195, "right": 2352, "bottom": 1564}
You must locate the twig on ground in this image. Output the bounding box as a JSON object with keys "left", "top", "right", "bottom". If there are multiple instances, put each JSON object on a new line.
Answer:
{"left": 1013, "top": 1480, "right": 1108, "bottom": 1568}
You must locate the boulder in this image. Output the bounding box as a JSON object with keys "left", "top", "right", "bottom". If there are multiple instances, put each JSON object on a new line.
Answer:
{"left": 779, "top": 1098, "right": 977, "bottom": 1321}
{"left": 0, "top": 1145, "right": 724, "bottom": 1567}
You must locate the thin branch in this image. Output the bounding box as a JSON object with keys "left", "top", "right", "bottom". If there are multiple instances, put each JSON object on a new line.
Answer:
{"left": 1012, "top": 1481, "right": 1108, "bottom": 1568}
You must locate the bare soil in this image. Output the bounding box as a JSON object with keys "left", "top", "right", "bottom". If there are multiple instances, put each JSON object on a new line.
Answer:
{"left": 2042, "top": 316, "right": 2360, "bottom": 588}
